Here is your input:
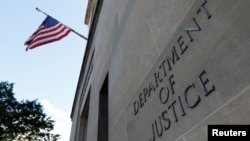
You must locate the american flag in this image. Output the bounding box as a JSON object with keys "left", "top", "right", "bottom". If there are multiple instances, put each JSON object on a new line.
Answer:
{"left": 24, "top": 16, "right": 71, "bottom": 51}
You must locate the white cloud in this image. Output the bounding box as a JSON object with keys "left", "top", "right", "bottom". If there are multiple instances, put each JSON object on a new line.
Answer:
{"left": 41, "top": 99, "right": 72, "bottom": 141}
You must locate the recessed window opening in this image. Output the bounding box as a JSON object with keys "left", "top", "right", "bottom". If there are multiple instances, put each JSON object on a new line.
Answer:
{"left": 98, "top": 74, "right": 108, "bottom": 141}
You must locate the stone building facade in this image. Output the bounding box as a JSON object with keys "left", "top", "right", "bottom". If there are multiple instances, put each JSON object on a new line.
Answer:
{"left": 70, "top": 0, "right": 250, "bottom": 141}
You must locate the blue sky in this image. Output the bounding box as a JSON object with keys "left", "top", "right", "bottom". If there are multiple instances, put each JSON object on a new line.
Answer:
{"left": 0, "top": 0, "right": 88, "bottom": 140}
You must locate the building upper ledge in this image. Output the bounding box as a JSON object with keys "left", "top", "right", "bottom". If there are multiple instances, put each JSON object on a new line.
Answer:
{"left": 85, "top": 0, "right": 94, "bottom": 25}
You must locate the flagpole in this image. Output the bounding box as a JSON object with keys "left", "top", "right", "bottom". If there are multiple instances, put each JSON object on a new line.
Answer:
{"left": 36, "top": 7, "right": 88, "bottom": 41}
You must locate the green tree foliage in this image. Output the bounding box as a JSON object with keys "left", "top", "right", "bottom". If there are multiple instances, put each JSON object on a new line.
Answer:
{"left": 0, "top": 82, "right": 60, "bottom": 141}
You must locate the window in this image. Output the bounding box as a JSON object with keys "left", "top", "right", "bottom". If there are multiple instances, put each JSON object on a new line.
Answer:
{"left": 98, "top": 74, "right": 108, "bottom": 141}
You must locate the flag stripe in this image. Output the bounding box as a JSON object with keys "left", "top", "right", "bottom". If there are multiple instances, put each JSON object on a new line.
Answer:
{"left": 24, "top": 26, "right": 45, "bottom": 45}
{"left": 30, "top": 28, "right": 71, "bottom": 48}
{"left": 26, "top": 28, "right": 71, "bottom": 50}
{"left": 25, "top": 24, "right": 65, "bottom": 45}
{"left": 26, "top": 30, "right": 71, "bottom": 51}
{"left": 30, "top": 24, "right": 68, "bottom": 43}
{"left": 34, "top": 24, "right": 64, "bottom": 36}
{"left": 24, "top": 16, "right": 71, "bottom": 51}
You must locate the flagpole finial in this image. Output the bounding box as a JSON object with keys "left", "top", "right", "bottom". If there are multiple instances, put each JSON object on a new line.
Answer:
{"left": 36, "top": 7, "right": 49, "bottom": 16}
